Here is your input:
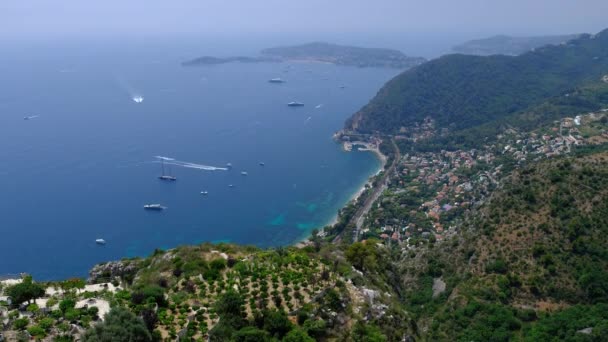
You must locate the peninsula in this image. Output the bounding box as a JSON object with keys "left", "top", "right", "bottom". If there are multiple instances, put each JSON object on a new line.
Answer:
{"left": 182, "top": 42, "right": 426, "bottom": 69}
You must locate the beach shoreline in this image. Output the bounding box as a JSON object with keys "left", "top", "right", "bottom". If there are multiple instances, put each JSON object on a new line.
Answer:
{"left": 295, "top": 139, "right": 387, "bottom": 247}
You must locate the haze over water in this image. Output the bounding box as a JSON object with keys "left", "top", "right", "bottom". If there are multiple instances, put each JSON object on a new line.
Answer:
{"left": 0, "top": 37, "right": 399, "bottom": 280}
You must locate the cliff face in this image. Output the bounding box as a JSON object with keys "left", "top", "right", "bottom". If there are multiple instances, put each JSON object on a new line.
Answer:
{"left": 88, "top": 260, "right": 140, "bottom": 284}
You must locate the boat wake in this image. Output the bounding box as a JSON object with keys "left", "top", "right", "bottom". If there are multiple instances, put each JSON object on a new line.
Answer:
{"left": 154, "top": 156, "right": 228, "bottom": 171}
{"left": 315, "top": 104, "right": 323, "bottom": 109}
{"left": 115, "top": 74, "right": 144, "bottom": 103}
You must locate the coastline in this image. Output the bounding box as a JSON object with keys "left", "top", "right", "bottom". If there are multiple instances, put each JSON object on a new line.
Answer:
{"left": 294, "top": 140, "right": 387, "bottom": 247}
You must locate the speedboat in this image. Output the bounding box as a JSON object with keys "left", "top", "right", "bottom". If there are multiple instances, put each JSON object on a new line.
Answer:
{"left": 288, "top": 102, "right": 305, "bottom": 107}
{"left": 95, "top": 239, "right": 106, "bottom": 245}
{"left": 144, "top": 204, "right": 166, "bottom": 211}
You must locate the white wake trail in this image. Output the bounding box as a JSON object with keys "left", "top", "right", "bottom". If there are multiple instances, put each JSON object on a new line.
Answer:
{"left": 154, "top": 156, "right": 228, "bottom": 171}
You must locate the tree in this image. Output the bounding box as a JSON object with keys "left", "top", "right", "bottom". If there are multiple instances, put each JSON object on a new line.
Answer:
{"left": 234, "top": 326, "right": 272, "bottom": 342}
{"left": 82, "top": 307, "right": 151, "bottom": 342}
{"left": 13, "top": 318, "right": 29, "bottom": 330}
{"left": 131, "top": 285, "right": 167, "bottom": 307}
{"left": 6, "top": 276, "right": 45, "bottom": 306}
{"left": 62, "top": 278, "right": 86, "bottom": 293}
{"left": 214, "top": 291, "right": 246, "bottom": 329}
{"left": 261, "top": 309, "right": 293, "bottom": 339}
{"left": 209, "top": 321, "right": 237, "bottom": 342}
{"left": 303, "top": 318, "right": 327, "bottom": 339}
{"left": 283, "top": 328, "right": 315, "bottom": 342}
{"left": 59, "top": 298, "right": 76, "bottom": 313}
{"left": 140, "top": 308, "right": 158, "bottom": 332}
{"left": 27, "top": 325, "right": 46, "bottom": 339}
{"left": 345, "top": 242, "right": 376, "bottom": 271}
{"left": 351, "top": 322, "right": 387, "bottom": 342}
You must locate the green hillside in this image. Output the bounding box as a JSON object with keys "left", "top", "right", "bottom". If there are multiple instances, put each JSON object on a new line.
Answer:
{"left": 403, "top": 149, "right": 608, "bottom": 340}
{"left": 346, "top": 29, "right": 608, "bottom": 134}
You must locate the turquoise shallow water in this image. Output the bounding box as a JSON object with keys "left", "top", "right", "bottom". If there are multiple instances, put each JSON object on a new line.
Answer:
{"left": 0, "top": 38, "right": 398, "bottom": 280}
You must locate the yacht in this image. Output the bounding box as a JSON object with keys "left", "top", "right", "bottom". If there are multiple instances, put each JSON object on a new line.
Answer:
{"left": 144, "top": 204, "right": 166, "bottom": 211}
{"left": 158, "top": 158, "right": 177, "bottom": 181}
{"left": 287, "top": 102, "right": 305, "bottom": 107}
{"left": 159, "top": 175, "right": 177, "bottom": 181}
{"left": 268, "top": 78, "right": 285, "bottom": 83}
{"left": 95, "top": 239, "right": 106, "bottom": 245}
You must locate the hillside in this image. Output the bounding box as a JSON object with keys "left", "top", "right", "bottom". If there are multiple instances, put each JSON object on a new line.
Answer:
{"left": 452, "top": 34, "right": 581, "bottom": 56}
{"left": 325, "top": 146, "right": 608, "bottom": 341}
{"left": 346, "top": 29, "right": 608, "bottom": 135}
{"left": 0, "top": 243, "right": 409, "bottom": 341}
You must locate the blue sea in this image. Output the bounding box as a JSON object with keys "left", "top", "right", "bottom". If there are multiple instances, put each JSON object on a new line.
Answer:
{"left": 0, "top": 37, "right": 400, "bottom": 280}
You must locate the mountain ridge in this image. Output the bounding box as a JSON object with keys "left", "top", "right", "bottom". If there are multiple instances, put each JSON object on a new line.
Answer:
{"left": 346, "top": 29, "right": 608, "bottom": 135}
{"left": 452, "top": 34, "right": 582, "bottom": 56}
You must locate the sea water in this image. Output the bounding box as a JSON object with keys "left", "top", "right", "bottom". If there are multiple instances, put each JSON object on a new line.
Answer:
{"left": 0, "top": 37, "right": 400, "bottom": 280}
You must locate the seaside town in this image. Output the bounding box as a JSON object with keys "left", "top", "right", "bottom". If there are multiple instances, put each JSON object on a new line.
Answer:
{"left": 335, "top": 110, "right": 608, "bottom": 249}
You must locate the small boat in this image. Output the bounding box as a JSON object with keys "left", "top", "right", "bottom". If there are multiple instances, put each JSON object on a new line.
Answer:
{"left": 200, "top": 191, "right": 209, "bottom": 195}
{"left": 144, "top": 204, "right": 166, "bottom": 211}
{"left": 95, "top": 239, "right": 106, "bottom": 245}
{"left": 287, "top": 102, "right": 305, "bottom": 107}
{"left": 226, "top": 163, "right": 233, "bottom": 169}
{"left": 241, "top": 171, "right": 248, "bottom": 176}
{"left": 268, "top": 78, "right": 285, "bottom": 83}
{"left": 158, "top": 158, "right": 177, "bottom": 181}
{"left": 259, "top": 162, "right": 265, "bottom": 166}
{"left": 159, "top": 175, "right": 177, "bottom": 181}
{"left": 132, "top": 96, "right": 144, "bottom": 103}
{"left": 228, "top": 184, "right": 234, "bottom": 188}
{"left": 23, "top": 115, "right": 39, "bottom": 120}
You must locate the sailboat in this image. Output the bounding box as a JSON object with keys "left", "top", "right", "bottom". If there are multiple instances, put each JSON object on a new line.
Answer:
{"left": 158, "top": 158, "right": 177, "bottom": 181}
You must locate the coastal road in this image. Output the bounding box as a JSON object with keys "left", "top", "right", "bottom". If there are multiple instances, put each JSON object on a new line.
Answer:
{"left": 350, "top": 138, "right": 400, "bottom": 243}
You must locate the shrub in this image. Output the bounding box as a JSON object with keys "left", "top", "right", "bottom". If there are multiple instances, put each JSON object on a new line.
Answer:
{"left": 13, "top": 317, "right": 29, "bottom": 330}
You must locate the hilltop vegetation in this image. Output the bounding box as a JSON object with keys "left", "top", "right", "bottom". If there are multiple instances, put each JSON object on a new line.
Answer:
{"left": 346, "top": 29, "right": 608, "bottom": 135}
{"left": 402, "top": 149, "right": 608, "bottom": 340}
{"left": 452, "top": 34, "right": 581, "bottom": 56}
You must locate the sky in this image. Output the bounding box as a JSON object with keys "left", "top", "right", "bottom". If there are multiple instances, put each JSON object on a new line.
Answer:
{"left": 2, "top": 0, "right": 608, "bottom": 39}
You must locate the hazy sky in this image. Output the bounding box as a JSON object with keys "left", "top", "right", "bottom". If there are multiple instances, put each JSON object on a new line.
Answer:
{"left": 2, "top": 0, "right": 608, "bottom": 38}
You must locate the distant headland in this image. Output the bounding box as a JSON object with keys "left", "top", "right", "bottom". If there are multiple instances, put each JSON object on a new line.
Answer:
{"left": 182, "top": 42, "right": 427, "bottom": 69}
{"left": 451, "top": 34, "right": 582, "bottom": 56}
